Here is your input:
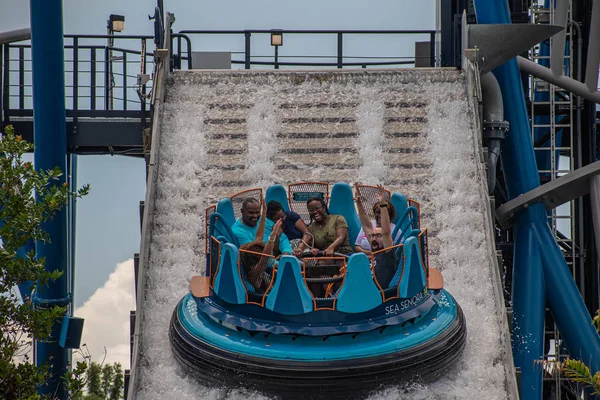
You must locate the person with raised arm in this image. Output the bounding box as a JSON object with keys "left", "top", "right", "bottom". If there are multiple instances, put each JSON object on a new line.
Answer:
{"left": 355, "top": 183, "right": 399, "bottom": 288}
{"left": 266, "top": 200, "right": 311, "bottom": 253}
{"left": 353, "top": 197, "right": 402, "bottom": 255}
{"left": 239, "top": 200, "right": 285, "bottom": 293}
{"left": 233, "top": 197, "right": 292, "bottom": 256}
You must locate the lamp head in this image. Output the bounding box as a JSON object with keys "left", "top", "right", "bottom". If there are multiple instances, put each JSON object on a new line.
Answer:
{"left": 109, "top": 14, "right": 125, "bottom": 32}
{"left": 271, "top": 30, "right": 283, "bottom": 47}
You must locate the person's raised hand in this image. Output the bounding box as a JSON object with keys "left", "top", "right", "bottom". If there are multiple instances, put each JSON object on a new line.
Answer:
{"left": 354, "top": 182, "right": 363, "bottom": 204}
{"left": 377, "top": 184, "right": 388, "bottom": 205}
{"left": 272, "top": 219, "right": 284, "bottom": 237}
{"left": 260, "top": 198, "right": 267, "bottom": 218}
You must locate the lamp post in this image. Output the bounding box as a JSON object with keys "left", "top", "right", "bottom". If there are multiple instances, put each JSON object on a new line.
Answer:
{"left": 107, "top": 14, "right": 124, "bottom": 110}
{"left": 271, "top": 29, "right": 283, "bottom": 69}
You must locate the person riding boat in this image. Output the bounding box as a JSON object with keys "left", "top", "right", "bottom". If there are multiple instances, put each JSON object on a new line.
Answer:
{"left": 354, "top": 200, "right": 403, "bottom": 255}
{"left": 233, "top": 197, "right": 292, "bottom": 256}
{"left": 266, "top": 200, "right": 311, "bottom": 251}
{"left": 292, "top": 197, "right": 352, "bottom": 298}
{"left": 293, "top": 197, "right": 353, "bottom": 256}
{"left": 355, "top": 183, "right": 399, "bottom": 288}
{"left": 238, "top": 201, "right": 285, "bottom": 293}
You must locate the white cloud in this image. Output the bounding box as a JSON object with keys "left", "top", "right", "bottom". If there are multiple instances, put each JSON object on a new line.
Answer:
{"left": 74, "top": 258, "right": 136, "bottom": 369}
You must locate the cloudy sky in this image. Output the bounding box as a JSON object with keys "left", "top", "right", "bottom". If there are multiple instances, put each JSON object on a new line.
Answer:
{"left": 74, "top": 259, "right": 135, "bottom": 367}
{"left": 1, "top": 0, "right": 435, "bottom": 370}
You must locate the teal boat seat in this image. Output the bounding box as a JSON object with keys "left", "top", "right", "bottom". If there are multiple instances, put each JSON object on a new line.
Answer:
{"left": 265, "top": 256, "right": 314, "bottom": 315}
{"left": 217, "top": 198, "right": 236, "bottom": 228}
{"left": 389, "top": 236, "right": 426, "bottom": 297}
{"left": 240, "top": 273, "right": 265, "bottom": 304}
{"left": 387, "top": 246, "right": 406, "bottom": 289}
{"left": 336, "top": 253, "right": 382, "bottom": 313}
{"left": 392, "top": 206, "right": 419, "bottom": 244}
{"left": 213, "top": 243, "right": 247, "bottom": 305}
{"left": 266, "top": 184, "right": 290, "bottom": 212}
{"left": 390, "top": 192, "right": 408, "bottom": 226}
{"left": 208, "top": 212, "right": 239, "bottom": 247}
{"left": 216, "top": 235, "right": 230, "bottom": 244}
{"left": 329, "top": 182, "right": 361, "bottom": 245}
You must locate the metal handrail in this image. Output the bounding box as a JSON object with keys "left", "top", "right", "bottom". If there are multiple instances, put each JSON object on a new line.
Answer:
{"left": 2, "top": 29, "right": 437, "bottom": 124}
{"left": 64, "top": 34, "right": 154, "bottom": 39}
{"left": 230, "top": 60, "right": 415, "bottom": 67}
{"left": 179, "top": 29, "right": 436, "bottom": 34}
{"left": 0, "top": 28, "right": 31, "bottom": 45}
{"left": 2, "top": 34, "right": 153, "bottom": 120}
{"left": 174, "top": 29, "right": 436, "bottom": 70}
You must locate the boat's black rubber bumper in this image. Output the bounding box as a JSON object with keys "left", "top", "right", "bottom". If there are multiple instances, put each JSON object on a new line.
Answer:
{"left": 169, "top": 305, "right": 467, "bottom": 399}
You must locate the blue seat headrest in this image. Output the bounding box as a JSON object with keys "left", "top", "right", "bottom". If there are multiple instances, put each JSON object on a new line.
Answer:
{"left": 265, "top": 256, "right": 314, "bottom": 315}
{"left": 329, "top": 182, "right": 361, "bottom": 245}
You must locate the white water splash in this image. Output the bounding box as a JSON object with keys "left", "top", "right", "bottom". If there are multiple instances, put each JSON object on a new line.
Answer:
{"left": 134, "top": 70, "right": 509, "bottom": 400}
{"left": 245, "top": 89, "right": 280, "bottom": 186}
{"left": 356, "top": 87, "right": 386, "bottom": 183}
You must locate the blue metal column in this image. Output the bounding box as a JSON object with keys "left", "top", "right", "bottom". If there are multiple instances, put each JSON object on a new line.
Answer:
{"left": 474, "top": 3, "right": 547, "bottom": 398}
{"left": 474, "top": 1, "right": 600, "bottom": 398}
{"left": 30, "top": 0, "right": 69, "bottom": 398}
{"left": 511, "top": 211, "right": 545, "bottom": 399}
{"left": 68, "top": 154, "right": 77, "bottom": 308}
{"left": 534, "top": 221, "right": 600, "bottom": 370}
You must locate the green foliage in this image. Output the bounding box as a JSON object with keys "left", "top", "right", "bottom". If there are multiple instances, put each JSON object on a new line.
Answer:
{"left": 536, "top": 358, "right": 600, "bottom": 398}
{"left": 592, "top": 309, "right": 600, "bottom": 333}
{"left": 86, "top": 362, "right": 103, "bottom": 398}
{"left": 100, "top": 363, "right": 114, "bottom": 399}
{"left": 109, "top": 363, "right": 124, "bottom": 400}
{"left": 539, "top": 308, "right": 600, "bottom": 397}
{"left": 64, "top": 359, "right": 90, "bottom": 399}
{"left": 561, "top": 359, "right": 600, "bottom": 395}
{"left": 71, "top": 361, "right": 124, "bottom": 400}
{"left": 0, "top": 125, "right": 90, "bottom": 399}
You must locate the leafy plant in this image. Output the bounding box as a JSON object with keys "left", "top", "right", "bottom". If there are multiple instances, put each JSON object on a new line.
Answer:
{"left": 592, "top": 309, "right": 600, "bottom": 333}
{"left": 536, "top": 358, "right": 600, "bottom": 398}
{"left": 560, "top": 359, "right": 600, "bottom": 395}
{"left": 0, "top": 125, "right": 90, "bottom": 399}
{"left": 71, "top": 358, "right": 124, "bottom": 400}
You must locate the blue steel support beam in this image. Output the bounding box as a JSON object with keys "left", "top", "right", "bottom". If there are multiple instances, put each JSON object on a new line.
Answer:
{"left": 474, "top": 0, "right": 600, "bottom": 399}
{"left": 511, "top": 212, "right": 545, "bottom": 399}
{"left": 68, "top": 154, "right": 77, "bottom": 308}
{"left": 534, "top": 221, "right": 600, "bottom": 371}
{"left": 29, "top": 0, "right": 69, "bottom": 398}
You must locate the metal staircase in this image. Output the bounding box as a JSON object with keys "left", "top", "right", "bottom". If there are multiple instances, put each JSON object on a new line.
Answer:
{"left": 529, "top": 2, "right": 578, "bottom": 397}
{"left": 529, "top": 1, "right": 576, "bottom": 265}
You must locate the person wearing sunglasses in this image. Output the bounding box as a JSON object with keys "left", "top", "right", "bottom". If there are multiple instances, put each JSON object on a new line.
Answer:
{"left": 353, "top": 199, "right": 403, "bottom": 255}
{"left": 355, "top": 183, "right": 399, "bottom": 288}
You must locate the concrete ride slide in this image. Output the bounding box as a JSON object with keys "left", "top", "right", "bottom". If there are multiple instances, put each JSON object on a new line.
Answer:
{"left": 129, "top": 68, "right": 517, "bottom": 399}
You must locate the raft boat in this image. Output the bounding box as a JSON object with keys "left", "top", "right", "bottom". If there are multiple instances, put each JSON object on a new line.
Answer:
{"left": 169, "top": 182, "right": 466, "bottom": 399}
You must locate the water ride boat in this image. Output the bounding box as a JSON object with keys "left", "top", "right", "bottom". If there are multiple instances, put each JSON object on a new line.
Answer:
{"left": 169, "top": 182, "right": 467, "bottom": 399}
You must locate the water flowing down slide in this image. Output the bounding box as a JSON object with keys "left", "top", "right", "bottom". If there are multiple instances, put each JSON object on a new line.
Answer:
{"left": 129, "top": 69, "right": 515, "bottom": 399}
